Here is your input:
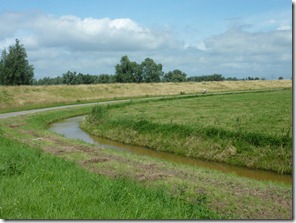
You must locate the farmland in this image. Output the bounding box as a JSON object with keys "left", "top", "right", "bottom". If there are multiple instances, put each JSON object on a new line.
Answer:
{"left": 0, "top": 80, "right": 291, "bottom": 113}
{"left": 0, "top": 80, "right": 293, "bottom": 219}
{"left": 82, "top": 88, "right": 292, "bottom": 174}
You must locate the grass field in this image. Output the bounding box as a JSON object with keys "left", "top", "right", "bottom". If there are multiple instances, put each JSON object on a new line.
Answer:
{"left": 0, "top": 135, "right": 217, "bottom": 219}
{"left": 0, "top": 80, "right": 293, "bottom": 219}
{"left": 0, "top": 80, "right": 291, "bottom": 113}
{"left": 82, "top": 89, "right": 292, "bottom": 174}
{"left": 0, "top": 106, "right": 292, "bottom": 219}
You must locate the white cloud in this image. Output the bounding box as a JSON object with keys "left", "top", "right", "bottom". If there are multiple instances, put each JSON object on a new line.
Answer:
{"left": 206, "top": 28, "right": 291, "bottom": 56}
{"left": 277, "top": 24, "right": 292, "bottom": 31}
{"left": 201, "top": 28, "right": 291, "bottom": 74}
{"left": 0, "top": 12, "right": 175, "bottom": 52}
{"left": 0, "top": 11, "right": 292, "bottom": 79}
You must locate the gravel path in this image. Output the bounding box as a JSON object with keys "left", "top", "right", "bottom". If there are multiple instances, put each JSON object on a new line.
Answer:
{"left": 0, "top": 100, "right": 130, "bottom": 119}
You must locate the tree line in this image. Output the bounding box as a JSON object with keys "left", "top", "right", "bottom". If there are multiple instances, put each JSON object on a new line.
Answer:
{"left": 35, "top": 70, "right": 240, "bottom": 85}
{"left": 35, "top": 55, "right": 234, "bottom": 85}
{"left": 0, "top": 39, "right": 271, "bottom": 86}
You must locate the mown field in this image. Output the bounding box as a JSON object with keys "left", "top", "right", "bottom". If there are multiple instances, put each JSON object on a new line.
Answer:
{"left": 82, "top": 89, "right": 292, "bottom": 174}
{"left": 0, "top": 80, "right": 291, "bottom": 113}
{"left": 0, "top": 107, "right": 292, "bottom": 219}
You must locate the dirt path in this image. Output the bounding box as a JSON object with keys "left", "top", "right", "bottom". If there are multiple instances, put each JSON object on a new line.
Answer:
{"left": 0, "top": 101, "right": 118, "bottom": 119}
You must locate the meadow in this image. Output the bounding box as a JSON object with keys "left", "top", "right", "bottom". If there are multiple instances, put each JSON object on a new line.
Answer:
{"left": 0, "top": 80, "right": 293, "bottom": 219}
{"left": 0, "top": 106, "right": 292, "bottom": 219}
{"left": 0, "top": 80, "right": 291, "bottom": 113}
{"left": 82, "top": 89, "right": 292, "bottom": 174}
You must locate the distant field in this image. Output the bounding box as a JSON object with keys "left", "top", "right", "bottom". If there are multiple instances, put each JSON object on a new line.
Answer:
{"left": 0, "top": 80, "right": 291, "bottom": 112}
{"left": 82, "top": 89, "right": 292, "bottom": 174}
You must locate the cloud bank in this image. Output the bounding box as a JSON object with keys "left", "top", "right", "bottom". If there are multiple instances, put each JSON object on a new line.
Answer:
{"left": 0, "top": 11, "right": 291, "bottom": 79}
{"left": 0, "top": 12, "right": 175, "bottom": 51}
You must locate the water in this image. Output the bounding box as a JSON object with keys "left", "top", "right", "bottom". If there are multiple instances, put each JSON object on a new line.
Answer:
{"left": 49, "top": 116, "right": 292, "bottom": 185}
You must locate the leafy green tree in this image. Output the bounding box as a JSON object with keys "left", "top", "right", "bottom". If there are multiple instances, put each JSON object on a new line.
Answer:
{"left": 97, "top": 74, "right": 115, "bottom": 83}
{"left": 187, "top": 74, "right": 225, "bottom": 82}
{"left": 62, "top": 71, "right": 77, "bottom": 85}
{"left": 140, "top": 58, "right": 163, "bottom": 83}
{"left": 35, "top": 72, "right": 115, "bottom": 85}
{"left": 36, "top": 76, "right": 63, "bottom": 85}
{"left": 0, "top": 39, "right": 34, "bottom": 85}
{"left": 0, "top": 49, "right": 8, "bottom": 85}
{"left": 163, "top": 69, "right": 187, "bottom": 82}
{"left": 114, "top": 55, "right": 140, "bottom": 83}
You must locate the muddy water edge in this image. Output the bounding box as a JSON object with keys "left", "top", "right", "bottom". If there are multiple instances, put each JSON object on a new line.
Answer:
{"left": 49, "top": 116, "right": 292, "bottom": 185}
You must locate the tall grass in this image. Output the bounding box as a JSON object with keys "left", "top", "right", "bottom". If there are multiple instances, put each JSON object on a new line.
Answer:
{"left": 0, "top": 135, "right": 218, "bottom": 219}
{"left": 0, "top": 80, "right": 291, "bottom": 113}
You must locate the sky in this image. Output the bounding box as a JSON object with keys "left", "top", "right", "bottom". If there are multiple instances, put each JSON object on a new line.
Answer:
{"left": 0, "top": 0, "right": 292, "bottom": 80}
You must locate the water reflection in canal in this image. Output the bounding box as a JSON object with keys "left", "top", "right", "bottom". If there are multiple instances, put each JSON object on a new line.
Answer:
{"left": 49, "top": 116, "right": 292, "bottom": 185}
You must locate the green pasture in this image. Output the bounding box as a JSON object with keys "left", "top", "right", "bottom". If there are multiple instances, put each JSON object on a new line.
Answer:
{"left": 83, "top": 89, "right": 292, "bottom": 174}
{"left": 0, "top": 89, "right": 292, "bottom": 219}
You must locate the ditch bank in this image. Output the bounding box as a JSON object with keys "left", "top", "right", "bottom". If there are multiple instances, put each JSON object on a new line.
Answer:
{"left": 49, "top": 115, "right": 292, "bottom": 185}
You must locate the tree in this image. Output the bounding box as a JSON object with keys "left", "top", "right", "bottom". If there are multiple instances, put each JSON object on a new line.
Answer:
{"left": 163, "top": 69, "right": 187, "bottom": 82}
{"left": 0, "top": 49, "right": 8, "bottom": 85}
{"left": 62, "top": 71, "right": 77, "bottom": 85}
{"left": 187, "top": 74, "right": 225, "bottom": 82}
{"left": 140, "top": 58, "right": 163, "bottom": 83}
{"left": 114, "top": 55, "right": 140, "bottom": 83}
{"left": 97, "top": 74, "right": 115, "bottom": 83}
{"left": 114, "top": 56, "right": 164, "bottom": 83}
{"left": 0, "top": 39, "right": 34, "bottom": 85}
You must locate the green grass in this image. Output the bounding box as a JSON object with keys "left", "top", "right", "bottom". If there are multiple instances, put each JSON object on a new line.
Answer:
{"left": 105, "top": 89, "right": 292, "bottom": 137}
{"left": 82, "top": 89, "right": 292, "bottom": 174}
{"left": 0, "top": 136, "right": 217, "bottom": 219}
{"left": 0, "top": 98, "right": 292, "bottom": 219}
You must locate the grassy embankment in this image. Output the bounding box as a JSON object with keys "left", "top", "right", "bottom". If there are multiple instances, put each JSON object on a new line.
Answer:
{"left": 0, "top": 105, "right": 292, "bottom": 219}
{"left": 82, "top": 89, "right": 292, "bottom": 174}
{"left": 0, "top": 80, "right": 292, "bottom": 219}
{"left": 0, "top": 107, "right": 219, "bottom": 219}
{"left": 0, "top": 80, "right": 291, "bottom": 113}
{"left": 0, "top": 136, "right": 215, "bottom": 219}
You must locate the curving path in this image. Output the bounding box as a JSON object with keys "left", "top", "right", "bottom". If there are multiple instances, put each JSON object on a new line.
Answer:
{"left": 0, "top": 101, "right": 110, "bottom": 119}
{"left": 0, "top": 97, "right": 158, "bottom": 119}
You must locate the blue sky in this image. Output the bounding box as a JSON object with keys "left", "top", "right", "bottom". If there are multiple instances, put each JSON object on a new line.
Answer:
{"left": 0, "top": 0, "right": 292, "bottom": 79}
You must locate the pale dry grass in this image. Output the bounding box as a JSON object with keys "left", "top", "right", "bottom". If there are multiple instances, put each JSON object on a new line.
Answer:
{"left": 0, "top": 80, "right": 291, "bottom": 111}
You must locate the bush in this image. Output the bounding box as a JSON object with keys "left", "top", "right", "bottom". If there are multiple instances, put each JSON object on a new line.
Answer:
{"left": 88, "top": 105, "right": 108, "bottom": 123}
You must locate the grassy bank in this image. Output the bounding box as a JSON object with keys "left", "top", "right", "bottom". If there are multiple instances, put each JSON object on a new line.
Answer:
{"left": 0, "top": 104, "right": 292, "bottom": 219}
{"left": 82, "top": 89, "right": 292, "bottom": 174}
{"left": 0, "top": 80, "right": 291, "bottom": 113}
{"left": 0, "top": 136, "right": 216, "bottom": 219}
